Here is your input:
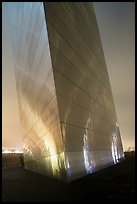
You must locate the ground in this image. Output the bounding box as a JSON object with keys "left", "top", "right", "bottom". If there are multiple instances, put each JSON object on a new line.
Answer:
{"left": 2, "top": 152, "right": 135, "bottom": 202}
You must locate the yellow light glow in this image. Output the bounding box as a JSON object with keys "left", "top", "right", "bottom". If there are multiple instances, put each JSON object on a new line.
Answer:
{"left": 2, "top": 149, "right": 23, "bottom": 154}
{"left": 15, "top": 149, "right": 23, "bottom": 153}
{"left": 22, "top": 96, "right": 63, "bottom": 176}
{"left": 2, "top": 149, "right": 12, "bottom": 154}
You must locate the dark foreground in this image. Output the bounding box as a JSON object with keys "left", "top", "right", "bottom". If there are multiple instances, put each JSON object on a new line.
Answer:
{"left": 2, "top": 152, "right": 135, "bottom": 202}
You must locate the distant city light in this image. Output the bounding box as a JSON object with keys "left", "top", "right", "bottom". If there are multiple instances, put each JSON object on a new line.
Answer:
{"left": 14, "top": 149, "right": 23, "bottom": 154}
{"left": 2, "top": 148, "right": 23, "bottom": 154}
{"left": 124, "top": 147, "right": 135, "bottom": 152}
{"left": 2, "top": 149, "right": 12, "bottom": 154}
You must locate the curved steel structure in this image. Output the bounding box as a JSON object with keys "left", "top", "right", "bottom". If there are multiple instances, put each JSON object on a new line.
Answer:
{"left": 7, "top": 2, "right": 124, "bottom": 182}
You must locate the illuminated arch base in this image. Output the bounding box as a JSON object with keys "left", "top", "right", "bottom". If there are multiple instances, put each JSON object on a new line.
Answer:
{"left": 7, "top": 2, "right": 124, "bottom": 182}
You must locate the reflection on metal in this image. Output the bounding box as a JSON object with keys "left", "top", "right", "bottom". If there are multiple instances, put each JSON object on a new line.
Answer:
{"left": 111, "top": 124, "right": 123, "bottom": 164}
{"left": 83, "top": 113, "right": 95, "bottom": 174}
{"left": 83, "top": 134, "right": 93, "bottom": 174}
{"left": 66, "top": 157, "right": 71, "bottom": 177}
{"left": 50, "top": 154, "right": 59, "bottom": 176}
{"left": 5, "top": 2, "right": 124, "bottom": 182}
{"left": 22, "top": 96, "right": 57, "bottom": 156}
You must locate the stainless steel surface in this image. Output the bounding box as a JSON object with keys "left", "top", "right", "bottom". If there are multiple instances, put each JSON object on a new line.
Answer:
{"left": 7, "top": 2, "right": 124, "bottom": 182}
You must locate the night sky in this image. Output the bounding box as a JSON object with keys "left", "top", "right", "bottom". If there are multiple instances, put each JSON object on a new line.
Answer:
{"left": 2, "top": 2, "right": 135, "bottom": 150}
{"left": 94, "top": 2, "right": 135, "bottom": 150}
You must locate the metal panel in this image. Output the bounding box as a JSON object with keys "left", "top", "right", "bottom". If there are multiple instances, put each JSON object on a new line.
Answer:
{"left": 44, "top": 2, "right": 124, "bottom": 181}
{"left": 8, "top": 2, "right": 66, "bottom": 181}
